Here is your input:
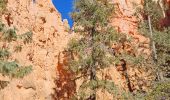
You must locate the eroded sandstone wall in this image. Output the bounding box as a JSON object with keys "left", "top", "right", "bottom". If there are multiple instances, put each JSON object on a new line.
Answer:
{"left": 0, "top": 0, "right": 169, "bottom": 100}
{"left": 0, "top": 0, "right": 72, "bottom": 99}
{"left": 96, "top": 1, "right": 154, "bottom": 97}
{"left": 100, "top": 0, "right": 170, "bottom": 96}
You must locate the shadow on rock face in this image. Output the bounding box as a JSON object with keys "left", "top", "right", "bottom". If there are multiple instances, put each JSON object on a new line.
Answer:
{"left": 52, "top": 51, "right": 76, "bottom": 100}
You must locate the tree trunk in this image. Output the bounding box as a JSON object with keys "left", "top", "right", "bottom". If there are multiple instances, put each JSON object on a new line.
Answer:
{"left": 89, "top": 66, "right": 96, "bottom": 100}
{"left": 158, "top": 0, "right": 166, "bottom": 18}
{"left": 148, "top": 15, "right": 157, "bottom": 61}
{"left": 121, "top": 59, "right": 133, "bottom": 92}
{"left": 148, "top": 15, "right": 164, "bottom": 81}
{"left": 89, "top": 28, "right": 96, "bottom": 100}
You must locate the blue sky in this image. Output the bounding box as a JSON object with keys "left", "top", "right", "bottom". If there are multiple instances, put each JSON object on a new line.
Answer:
{"left": 52, "top": 0, "right": 74, "bottom": 27}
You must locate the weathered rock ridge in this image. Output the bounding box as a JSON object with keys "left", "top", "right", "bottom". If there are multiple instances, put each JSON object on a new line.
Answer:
{"left": 0, "top": 0, "right": 72, "bottom": 99}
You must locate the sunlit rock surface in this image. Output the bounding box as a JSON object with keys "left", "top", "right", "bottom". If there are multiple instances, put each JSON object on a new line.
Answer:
{"left": 0, "top": 0, "right": 72, "bottom": 99}
{"left": 0, "top": 0, "right": 169, "bottom": 100}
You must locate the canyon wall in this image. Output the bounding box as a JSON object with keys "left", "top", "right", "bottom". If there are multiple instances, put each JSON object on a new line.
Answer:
{"left": 100, "top": 0, "right": 151, "bottom": 92}
{"left": 0, "top": 0, "right": 169, "bottom": 100}
{"left": 98, "top": 0, "right": 170, "bottom": 99}
{"left": 0, "top": 0, "right": 72, "bottom": 99}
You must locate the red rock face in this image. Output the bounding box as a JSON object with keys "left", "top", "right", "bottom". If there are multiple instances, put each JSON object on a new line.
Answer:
{"left": 160, "top": 0, "right": 170, "bottom": 27}
{"left": 0, "top": 0, "right": 73, "bottom": 99}
{"left": 111, "top": 0, "right": 149, "bottom": 43}
{"left": 160, "top": 17, "right": 170, "bottom": 28}
{"left": 53, "top": 52, "right": 76, "bottom": 100}
{"left": 167, "top": 0, "right": 170, "bottom": 4}
{"left": 109, "top": 0, "right": 153, "bottom": 93}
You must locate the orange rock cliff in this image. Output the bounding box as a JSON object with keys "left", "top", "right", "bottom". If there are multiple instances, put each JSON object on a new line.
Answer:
{"left": 0, "top": 0, "right": 72, "bottom": 99}
{"left": 0, "top": 0, "right": 169, "bottom": 100}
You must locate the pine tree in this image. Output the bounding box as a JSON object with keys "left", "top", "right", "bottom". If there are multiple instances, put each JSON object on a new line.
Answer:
{"left": 68, "top": 0, "right": 120, "bottom": 99}
{"left": 62, "top": 0, "right": 169, "bottom": 99}
{"left": 137, "top": 0, "right": 170, "bottom": 99}
{"left": 139, "top": 0, "right": 170, "bottom": 81}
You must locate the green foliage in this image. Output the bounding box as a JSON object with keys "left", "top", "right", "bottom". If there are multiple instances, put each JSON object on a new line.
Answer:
{"left": 71, "top": 0, "right": 114, "bottom": 28}
{"left": 138, "top": 0, "right": 170, "bottom": 80}
{"left": 120, "top": 52, "right": 145, "bottom": 66}
{"left": 69, "top": 0, "right": 147, "bottom": 98}
{"left": 12, "top": 65, "right": 32, "bottom": 78}
{"left": 70, "top": 0, "right": 117, "bottom": 70}
{"left": 138, "top": 20, "right": 150, "bottom": 37}
{"left": 154, "top": 27, "right": 170, "bottom": 78}
{"left": 142, "top": 0, "right": 163, "bottom": 28}
{"left": 143, "top": 0, "right": 162, "bottom": 17}
{"left": 19, "top": 31, "right": 33, "bottom": 44}
{"left": 0, "top": 21, "right": 5, "bottom": 31}
{"left": 0, "top": 22, "right": 33, "bottom": 90}
{"left": 74, "top": 79, "right": 117, "bottom": 99}
{"left": 0, "top": 60, "right": 32, "bottom": 78}
{"left": 68, "top": 0, "right": 169, "bottom": 99}
{"left": 0, "top": 49, "right": 10, "bottom": 59}
{"left": 0, "top": 61, "right": 19, "bottom": 76}
{"left": 0, "top": 0, "right": 33, "bottom": 91}
{"left": 14, "top": 45, "right": 22, "bottom": 52}
{"left": 153, "top": 28, "right": 170, "bottom": 48}
{"left": 2, "top": 28, "right": 17, "bottom": 42}
{"left": 68, "top": 0, "right": 119, "bottom": 99}
{"left": 137, "top": 1, "right": 170, "bottom": 99}
{"left": 0, "top": 21, "right": 33, "bottom": 44}
{"left": 145, "top": 81, "right": 170, "bottom": 100}
{"left": 65, "top": 0, "right": 136, "bottom": 99}
{"left": 97, "top": 80, "right": 116, "bottom": 94}
{"left": 0, "top": 0, "right": 7, "bottom": 14}
{"left": 70, "top": 0, "right": 118, "bottom": 69}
